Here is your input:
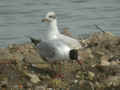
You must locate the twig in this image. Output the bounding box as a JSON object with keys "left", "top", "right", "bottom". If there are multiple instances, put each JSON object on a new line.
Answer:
{"left": 94, "top": 24, "right": 105, "bottom": 33}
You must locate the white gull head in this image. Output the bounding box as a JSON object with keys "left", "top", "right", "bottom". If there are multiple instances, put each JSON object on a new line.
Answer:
{"left": 42, "top": 12, "right": 56, "bottom": 23}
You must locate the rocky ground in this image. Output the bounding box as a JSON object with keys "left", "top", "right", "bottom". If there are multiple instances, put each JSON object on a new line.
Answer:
{"left": 0, "top": 32, "right": 120, "bottom": 90}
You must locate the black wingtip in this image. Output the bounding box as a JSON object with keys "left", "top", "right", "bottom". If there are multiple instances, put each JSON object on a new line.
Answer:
{"left": 69, "top": 49, "right": 78, "bottom": 60}
{"left": 25, "top": 35, "right": 40, "bottom": 46}
{"left": 30, "top": 37, "right": 40, "bottom": 46}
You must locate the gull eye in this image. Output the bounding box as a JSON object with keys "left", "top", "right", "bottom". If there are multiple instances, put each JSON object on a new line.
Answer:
{"left": 49, "top": 15, "right": 53, "bottom": 18}
{"left": 49, "top": 15, "right": 56, "bottom": 19}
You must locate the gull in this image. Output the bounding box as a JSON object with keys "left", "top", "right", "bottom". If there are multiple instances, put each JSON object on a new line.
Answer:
{"left": 29, "top": 12, "right": 82, "bottom": 78}
{"left": 30, "top": 11, "right": 82, "bottom": 62}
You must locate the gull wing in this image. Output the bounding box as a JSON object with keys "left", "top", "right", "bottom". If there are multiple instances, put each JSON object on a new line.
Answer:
{"left": 36, "top": 41, "right": 56, "bottom": 60}
{"left": 58, "top": 34, "right": 82, "bottom": 49}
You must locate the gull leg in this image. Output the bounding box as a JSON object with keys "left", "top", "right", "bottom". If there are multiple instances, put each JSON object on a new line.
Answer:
{"left": 76, "top": 56, "right": 83, "bottom": 65}
{"left": 57, "top": 62, "right": 64, "bottom": 79}
{"left": 51, "top": 62, "right": 64, "bottom": 79}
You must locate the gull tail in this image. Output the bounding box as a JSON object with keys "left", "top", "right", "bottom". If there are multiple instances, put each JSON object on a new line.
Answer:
{"left": 25, "top": 35, "right": 41, "bottom": 46}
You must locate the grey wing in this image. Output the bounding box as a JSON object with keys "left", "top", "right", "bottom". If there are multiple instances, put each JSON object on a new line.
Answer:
{"left": 36, "top": 42, "right": 56, "bottom": 60}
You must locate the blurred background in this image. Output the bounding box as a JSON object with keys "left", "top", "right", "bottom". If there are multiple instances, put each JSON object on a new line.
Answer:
{"left": 0, "top": 0, "right": 120, "bottom": 47}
